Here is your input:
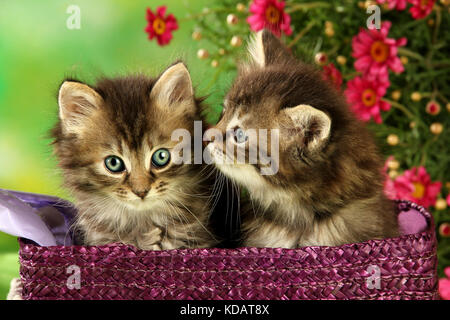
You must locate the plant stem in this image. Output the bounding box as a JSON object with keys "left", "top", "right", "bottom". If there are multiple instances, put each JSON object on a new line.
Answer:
{"left": 285, "top": 2, "right": 332, "bottom": 13}
{"left": 437, "top": 92, "right": 449, "bottom": 104}
{"left": 397, "top": 48, "right": 425, "bottom": 62}
{"left": 342, "top": 71, "right": 361, "bottom": 80}
{"left": 432, "top": 6, "right": 441, "bottom": 45}
{"left": 382, "top": 98, "right": 415, "bottom": 119}
{"left": 179, "top": 8, "right": 229, "bottom": 22}
{"left": 287, "top": 20, "right": 316, "bottom": 48}
{"left": 205, "top": 66, "right": 225, "bottom": 92}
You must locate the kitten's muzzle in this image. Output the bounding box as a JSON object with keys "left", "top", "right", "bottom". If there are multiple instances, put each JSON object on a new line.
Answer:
{"left": 132, "top": 189, "right": 149, "bottom": 199}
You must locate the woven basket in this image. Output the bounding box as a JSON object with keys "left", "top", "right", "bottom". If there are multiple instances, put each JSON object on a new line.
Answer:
{"left": 17, "top": 197, "right": 438, "bottom": 300}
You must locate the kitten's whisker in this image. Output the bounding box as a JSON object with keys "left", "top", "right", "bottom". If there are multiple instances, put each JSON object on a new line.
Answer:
{"left": 170, "top": 189, "right": 210, "bottom": 198}
{"left": 171, "top": 197, "right": 217, "bottom": 243}
{"left": 210, "top": 171, "right": 225, "bottom": 216}
{"left": 201, "top": 169, "right": 220, "bottom": 212}
{"left": 165, "top": 196, "right": 196, "bottom": 248}
{"left": 231, "top": 178, "right": 241, "bottom": 237}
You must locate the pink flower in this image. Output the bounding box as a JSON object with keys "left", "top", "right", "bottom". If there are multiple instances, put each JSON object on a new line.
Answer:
{"left": 384, "top": 166, "right": 442, "bottom": 208}
{"left": 344, "top": 76, "right": 391, "bottom": 123}
{"left": 408, "top": 0, "right": 435, "bottom": 19}
{"left": 247, "top": 0, "right": 292, "bottom": 37}
{"left": 145, "top": 6, "right": 178, "bottom": 46}
{"left": 377, "top": 0, "right": 408, "bottom": 10}
{"left": 439, "top": 267, "right": 450, "bottom": 300}
{"left": 322, "top": 63, "right": 343, "bottom": 90}
{"left": 352, "top": 21, "right": 407, "bottom": 81}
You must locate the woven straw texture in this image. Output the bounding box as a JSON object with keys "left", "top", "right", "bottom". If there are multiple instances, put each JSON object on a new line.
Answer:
{"left": 19, "top": 201, "right": 438, "bottom": 300}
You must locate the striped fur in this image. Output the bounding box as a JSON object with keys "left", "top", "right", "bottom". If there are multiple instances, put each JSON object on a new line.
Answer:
{"left": 51, "top": 63, "right": 221, "bottom": 249}
{"left": 210, "top": 30, "right": 398, "bottom": 248}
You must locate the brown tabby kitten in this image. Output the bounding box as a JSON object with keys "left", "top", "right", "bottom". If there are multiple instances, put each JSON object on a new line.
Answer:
{"left": 51, "top": 62, "right": 220, "bottom": 250}
{"left": 208, "top": 30, "right": 398, "bottom": 248}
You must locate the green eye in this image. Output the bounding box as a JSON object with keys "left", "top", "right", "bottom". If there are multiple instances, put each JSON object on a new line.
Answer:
{"left": 151, "top": 148, "right": 171, "bottom": 168}
{"left": 104, "top": 156, "right": 126, "bottom": 173}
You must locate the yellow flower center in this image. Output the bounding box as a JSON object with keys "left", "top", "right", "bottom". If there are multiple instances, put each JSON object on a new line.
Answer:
{"left": 412, "top": 182, "right": 425, "bottom": 199}
{"left": 370, "top": 41, "right": 389, "bottom": 63}
{"left": 362, "top": 89, "right": 377, "bottom": 107}
{"left": 153, "top": 18, "right": 166, "bottom": 35}
{"left": 265, "top": 5, "right": 280, "bottom": 24}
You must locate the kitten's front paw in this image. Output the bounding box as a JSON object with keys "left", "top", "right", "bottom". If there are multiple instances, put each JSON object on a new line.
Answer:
{"left": 136, "top": 227, "right": 163, "bottom": 250}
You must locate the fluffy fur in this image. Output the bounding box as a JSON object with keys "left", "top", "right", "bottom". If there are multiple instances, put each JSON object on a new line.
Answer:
{"left": 209, "top": 30, "right": 398, "bottom": 248}
{"left": 51, "top": 62, "right": 231, "bottom": 249}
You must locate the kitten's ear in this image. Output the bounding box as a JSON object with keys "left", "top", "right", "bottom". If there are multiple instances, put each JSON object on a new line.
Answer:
{"left": 282, "top": 104, "right": 331, "bottom": 152}
{"left": 246, "top": 29, "right": 293, "bottom": 68}
{"left": 150, "top": 62, "right": 195, "bottom": 113}
{"left": 58, "top": 81, "right": 103, "bottom": 134}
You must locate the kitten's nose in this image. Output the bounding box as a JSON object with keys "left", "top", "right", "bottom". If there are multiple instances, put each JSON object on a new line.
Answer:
{"left": 133, "top": 189, "right": 149, "bottom": 199}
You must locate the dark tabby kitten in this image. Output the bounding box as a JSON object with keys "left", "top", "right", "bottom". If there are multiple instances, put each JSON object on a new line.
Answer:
{"left": 52, "top": 62, "right": 226, "bottom": 249}
{"left": 208, "top": 30, "right": 398, "bottom": 248}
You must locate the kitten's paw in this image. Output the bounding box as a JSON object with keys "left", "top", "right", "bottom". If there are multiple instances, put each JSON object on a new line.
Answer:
{"left": 136, "top": 227, "right": 163, "bottom": 250}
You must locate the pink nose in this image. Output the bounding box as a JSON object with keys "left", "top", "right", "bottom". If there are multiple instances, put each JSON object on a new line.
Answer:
{"left": 133, "top": 189, "right": 149, "bottom": 199}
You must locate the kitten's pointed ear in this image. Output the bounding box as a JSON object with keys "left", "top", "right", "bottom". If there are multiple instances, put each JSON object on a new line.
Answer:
{"left": 150, "top": 62, "right": 195, "bottom": 113}
{"left": 58, "top": 81, "right": 103, "bottom": 134}
{"left": 246, "top": 29, "right": 293, "bottom": 68}
{"left": 282, "top": 104, "right": 331, "bottom": 152}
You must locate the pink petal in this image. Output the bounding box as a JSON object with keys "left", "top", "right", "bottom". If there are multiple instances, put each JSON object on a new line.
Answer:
{"left": 156, "top": 6, "right": 167, "bottom": 18}
{"left": 275, "top": 0, "right": 286, "bottom": 10}
{"left": 165, "top": 20, "right": 178, "bottom": 31}
{"left": 247, "top": 14, "right": 263, "bottom": 24}
{"left": 417, "top": 166, "right": 427, "bottom": 179}
{"left": 427, "top": 182, "right": 442, "bottom": 196}
{"left": 439, "top": 279, "right": 450, "bottom": 300}
{"left": 359, "top": 31, "right": 374, "bottom": 44}
{"left": 380, "top": 21, "right": 392, "bottom": 37}
{"left": 359, "top": 110, "right": 372, "bottom": 122}
{"left": 354, "top": 56, "right": 373, "bottom": 72}
{"left": 397, "top": 37, "right": 407, "bottom": 46}
{"left": 283, "top": 25, "right": 293, "bottom": 36}
{"left": 146, "top": 9, "right": 155, "bottom": 21}
{"left": 389, "top": 57, "right": 404, "bottom": 73}
{"left": 247, "top": 16, "right": 265, "bottom": 31}
{"left": 380, "top": 100, "right": 391, "bottom": 111}
{"left": 445, "top": 267, "right": 450, "bottom": 279}
{"left": 250, "top": 3, "right": 266, "bottom": 14}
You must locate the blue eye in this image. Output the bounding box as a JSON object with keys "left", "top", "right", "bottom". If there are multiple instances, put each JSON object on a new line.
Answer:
{"left": 152, "top": 148, "right": 171, "bottom": 168}
{"left": 234, "top": 128, "right": 248, "bottom": 144}
{"left": 104, "top": 156, "right": 126, "bottom": 173}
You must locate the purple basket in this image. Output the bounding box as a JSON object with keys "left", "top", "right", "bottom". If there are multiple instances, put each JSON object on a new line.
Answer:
{"left": 16, "top": 194, "right": 438, "bottom": 300}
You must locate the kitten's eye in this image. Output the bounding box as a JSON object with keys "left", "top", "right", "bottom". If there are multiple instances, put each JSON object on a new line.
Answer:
{"left": 234, "top": 127, "right": 248, "bottom": 144}
{"left": 104, "top": 156, "right": 126, "bottom": 173}
{"left": 152, "top": 148, "right": 171, "bottom": 168}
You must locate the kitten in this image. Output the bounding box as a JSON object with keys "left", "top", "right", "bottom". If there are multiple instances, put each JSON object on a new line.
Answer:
{"left": 51, "top": 62, "right": 227, "bottom": 250}
{"left": 207, "top": 30, "right": 399, "bottom": 248}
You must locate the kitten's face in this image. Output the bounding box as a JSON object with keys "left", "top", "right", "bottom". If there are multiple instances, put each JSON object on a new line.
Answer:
{"left": 53, "top": 63, "right": 200, "bottom": 212}
{"left": 208, "top": 31, "right": 336, "bottom": 194}
{"left": 74, "top": 117, "right": 192, "bottom": 211}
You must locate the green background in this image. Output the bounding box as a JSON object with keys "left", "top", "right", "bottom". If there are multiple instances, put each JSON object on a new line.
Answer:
{"left": 0, "top": 0, "right": 221, "bottom": 299}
